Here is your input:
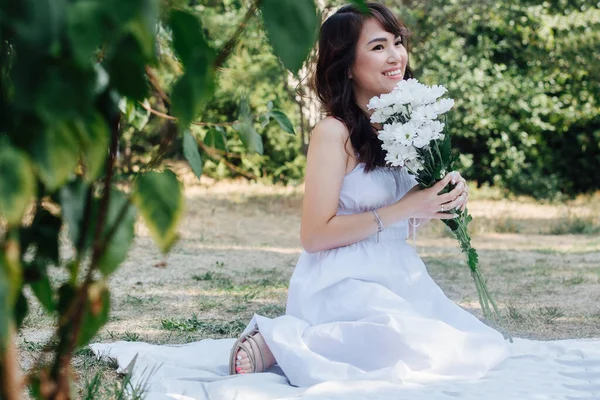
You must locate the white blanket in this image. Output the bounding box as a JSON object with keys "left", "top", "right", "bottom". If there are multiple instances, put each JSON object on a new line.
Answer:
{"left": 91, "top": 336, "right": 600, "bottom": 400}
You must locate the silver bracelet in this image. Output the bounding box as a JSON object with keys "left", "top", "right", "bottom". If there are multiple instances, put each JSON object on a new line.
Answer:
{"left": 372, "top": 210, "right": 383, "bottom": 243}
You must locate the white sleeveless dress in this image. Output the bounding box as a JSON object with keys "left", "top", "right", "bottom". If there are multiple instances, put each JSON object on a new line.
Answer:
{"left": 243, "top": 162, "right": 509, "bottom": 387}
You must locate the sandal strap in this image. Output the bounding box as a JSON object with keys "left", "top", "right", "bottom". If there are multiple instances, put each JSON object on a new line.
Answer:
{"left": 244, "top": 333, "right": 266, "bottom": 372}
{"left": 230, "top": 327, "right": 267, "bottom": 374}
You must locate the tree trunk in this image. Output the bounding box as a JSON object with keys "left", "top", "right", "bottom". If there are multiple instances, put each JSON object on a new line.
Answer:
{"left": 0, "top": 324, "right": 23, "bottom": 400}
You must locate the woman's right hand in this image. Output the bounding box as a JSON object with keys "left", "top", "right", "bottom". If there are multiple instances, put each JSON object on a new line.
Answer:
{"left": 398, "top": 173, "right": 466, "bottom": 220}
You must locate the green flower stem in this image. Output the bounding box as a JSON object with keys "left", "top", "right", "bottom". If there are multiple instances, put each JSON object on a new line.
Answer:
{"left": 442, "top": 209, "right": 502, "bottom": 325}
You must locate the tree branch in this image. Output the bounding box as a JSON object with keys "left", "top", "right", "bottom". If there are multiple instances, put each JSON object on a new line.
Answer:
{"left": 214, "top": 1, "right": 260, "bottom": 70}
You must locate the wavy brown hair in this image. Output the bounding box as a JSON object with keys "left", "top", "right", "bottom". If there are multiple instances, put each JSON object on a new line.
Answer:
{"left": 312, "top": 2, "right": 414, "bottom": 172}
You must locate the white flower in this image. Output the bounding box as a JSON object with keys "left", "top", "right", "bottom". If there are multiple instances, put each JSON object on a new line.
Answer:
{"left": 369, "top": 78, "right": 454, "bottom": 168}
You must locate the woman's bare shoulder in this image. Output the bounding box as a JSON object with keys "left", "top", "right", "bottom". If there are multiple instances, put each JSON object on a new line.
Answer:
{"left": 311, "top": 116, "right": 350, "bottom": 142}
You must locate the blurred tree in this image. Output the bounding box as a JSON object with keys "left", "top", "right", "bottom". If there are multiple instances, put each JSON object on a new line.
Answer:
{"left": 0, "top": 0, "right": 322, "bottom": 398}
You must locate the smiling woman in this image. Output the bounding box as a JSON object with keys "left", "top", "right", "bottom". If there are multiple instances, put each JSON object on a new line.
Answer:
{"left": 227, "top": 1, "right": 506, "bottom": 385}
{"left": 313, "top": 3, "right": 414, "bottom": 174}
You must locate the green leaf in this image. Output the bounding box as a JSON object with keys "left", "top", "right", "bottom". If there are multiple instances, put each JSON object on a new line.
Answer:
{"left": 77, "top": 282, "right": 110, "bottom": 347}
{"left": 0, "top": 146, "right": 36, "bottom": 225}
{"left": 105, "top": 34, "right": 148, "bottom": 101}
{"left": 260, "top": 0, "right": 318, "bottom": 74}
{"left": 14, "top": 290, "right": 28, "bottom": 330}
{"left": 30, "top": 275, "right": 55, "bottom": 314}
{"left": 12, "top": 0, "right": 65, "bottom": 53}
{"left": 59, "top": 179, "right": 90, "bottom": 249}
{"left": 233, "top": 121, "right": 263, "bottom": 155}
{"left": 203, "top": 127, "right": 228, "bottom": 152}
{"left": 169, "top": 9, "right": 216, "bottom": 127}
{"left": 78, "top": 113, "right": 110, "bottom": 182}
{"left": 20, "top": 209, "right": 62, "bottom": 265}
{"left": 119, "top": 98, "right": 150, "bottom": 130}
{"left": 97, "top": 189, "right": 136, "bottom": 276}
{"left": 268, "top": 110, "right": 295, "bottom": 134}
{"left": 124, "top": 6, "right": 158, "bottom": 60}
{"left": 24, "top": 259, "right": 55, "bottom": 313}
{"left": 31, "top": 120, "right": 81, "bottom": 191}
{"left": 233, "top": 97, "right": 263, "bottom": 154}
{"left": 169, "top": 9, "right": 209, "bottom": 67}
{"left": 171, "top": 68, "right": 215, "bottom": 128}
{"left": 67, "top": 0, "right": 105, "bottom": 66}
{"left": 132, "top": 170, "right": 184, "bottom": 253}
{"left": 183, "top": 130, "right": 203, "bottom": 179}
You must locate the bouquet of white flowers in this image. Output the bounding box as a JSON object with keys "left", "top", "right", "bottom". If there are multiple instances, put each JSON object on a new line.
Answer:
{"left": 368, "top": 78, "right": 501, "bottom": 324}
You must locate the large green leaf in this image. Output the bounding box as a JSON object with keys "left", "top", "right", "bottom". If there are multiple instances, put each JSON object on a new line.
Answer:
{"left": 169, "top": 9, "right": 216, "bottom": 127}
{"left": 20, "top": 209, "right": 62, "bottom": 265}
{"left": 124, "top": 3, "right": 158, "bottom": 60}
{"left": 183, "top": 130, "right": 203, "bottom": 179}
{"left": 35, "top": 63, "right": 97, "bottom": 118}
{"left": 171, "top": 68, "right": 215, "bottom": 128}
{"left": 78, "top": 283, "right": 110, "bottom": 347}
{"left": 30, "top": 276, "right": 55, "bottom": 314}
{"left": 0, "top": 146, "right": 36, "bottom": 226}
{"left": 59, "top": 179, "right": 90, "bottom": 249}
{"left": 105, "top": 34, "right": 148, "bottom": 101}
{"left": 132, "top": 170, "right": 184, "bottom": 253}
{"left": 12, "top": 0, "right": 65, "bottom": 53}
{"left": 268, "top": 110, "right": 295, "bottom": 135}
{"left": 67, "top": 0, "right": 105, "bottom": 66}
{"left": 31, "top": 120, "right": 81, "bottom": 191}
{"left": 260, "top": 0, "right": 318, "bottom": 74}
{"left": 77, "top": 113, "right": 110, "bottom": 182}
{"left": 169, "top": 9, "right": 209, "bottom": 67}
{"left": 97, "top": 189, "right": 136, "bottom": 276}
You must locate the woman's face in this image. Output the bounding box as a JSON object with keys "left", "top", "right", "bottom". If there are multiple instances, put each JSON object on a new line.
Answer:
{"left": 350, "top": 18, "right": 408, "bottom": 110}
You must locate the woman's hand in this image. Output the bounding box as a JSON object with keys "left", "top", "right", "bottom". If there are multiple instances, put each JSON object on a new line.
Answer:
{"left": 447, "top": 171, "right": 469, "bottom": 211}
{"left": 399, "top": 172, "right": 468, "bottom": 219}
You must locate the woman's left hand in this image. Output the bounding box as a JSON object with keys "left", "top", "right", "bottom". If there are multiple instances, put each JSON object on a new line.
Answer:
{"left": 442, "top": 171, "right": 469, "bottom": 212}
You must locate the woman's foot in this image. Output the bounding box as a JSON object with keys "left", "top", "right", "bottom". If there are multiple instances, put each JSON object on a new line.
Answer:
{"left": 234, "top": 331, "right": 276, "bottom": 374}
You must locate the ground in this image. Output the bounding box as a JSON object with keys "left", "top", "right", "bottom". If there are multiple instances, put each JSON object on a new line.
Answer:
{"left": 16, "top": 166, "right": 600, "bottom": 397}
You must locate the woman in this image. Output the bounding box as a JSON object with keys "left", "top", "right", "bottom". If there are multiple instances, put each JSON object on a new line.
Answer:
{"left": 229, "top": 2, "right": 508, "bottom": 386}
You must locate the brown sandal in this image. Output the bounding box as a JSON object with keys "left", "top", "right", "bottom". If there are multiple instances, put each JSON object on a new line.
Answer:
{"left": 229, "top": 326, "right": 267, "bottom": 375}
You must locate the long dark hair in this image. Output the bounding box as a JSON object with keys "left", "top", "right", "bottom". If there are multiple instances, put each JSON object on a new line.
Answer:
{"left": 312, "top": 2, "right": 414, "bottom": 172}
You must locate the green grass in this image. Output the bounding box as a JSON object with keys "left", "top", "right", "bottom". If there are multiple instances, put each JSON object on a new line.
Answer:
{"left": 256, "top": 304, "right": 286, "bottom": 318}
{"left": 549, "top": 215, "right": 600, "bottom": 235}
{"left": 161, "top": 313, "right": 246, "bottom": 336}
{"left": 123, "top": 331, "right": 141, "bottom": 342}
{"left": 535, "top": 306, "right": 565, "bottom": 324}
{"left": 73, "top": 348, "right": 152, "bottom": 400}
{"left": 562, "top": 276, "right": 586, "bottom": 286}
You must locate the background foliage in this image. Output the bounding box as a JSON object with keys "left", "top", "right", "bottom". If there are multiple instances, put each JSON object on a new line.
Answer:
{"left": 162, "top": 0, "right": 598, "bottom": 199}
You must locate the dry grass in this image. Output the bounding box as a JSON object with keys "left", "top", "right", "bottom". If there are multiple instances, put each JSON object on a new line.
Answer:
{"left": 16, "top": 166, "right": 600, "bottom": 397}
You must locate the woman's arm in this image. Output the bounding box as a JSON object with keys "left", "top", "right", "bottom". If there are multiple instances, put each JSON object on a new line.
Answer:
{"left": 300, "top": 118, "right": 466, "bottom": 254}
